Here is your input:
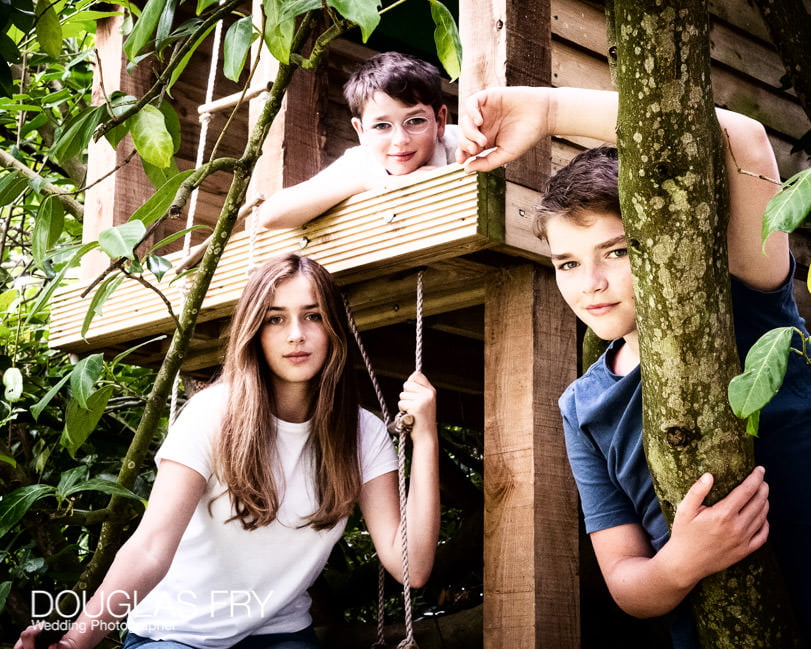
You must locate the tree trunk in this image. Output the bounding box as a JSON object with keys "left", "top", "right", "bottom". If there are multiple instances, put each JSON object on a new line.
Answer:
{"left": 612, "top": 1, "right": 799, "bottom": 646}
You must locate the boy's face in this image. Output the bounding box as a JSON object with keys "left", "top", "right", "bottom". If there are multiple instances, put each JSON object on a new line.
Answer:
{"left": 547, "top": 212, "right": 637, "bottom": 343}
{"left": 351, "top": 91, "right": 447, "bottom": 176}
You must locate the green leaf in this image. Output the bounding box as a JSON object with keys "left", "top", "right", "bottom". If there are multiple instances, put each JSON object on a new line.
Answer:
{"left": 0, "top": 171, "right": 28, "bottom": 205}
{"left": 728, "top": 326, "right": 794, "bottom": 420}
{"left": 762, "top": 168, "right": 811, "bottom": 248}
{"left": 147, "top": 224, "right": 209, "bottom": 254}
{"left": 155, "top": 0, "right": 177, "bottom": 53}
{"left": 123, "top": 0, "right": 165, "bottom": 61}
{"left": 142, "top": 157, "right": 180, "bottom": 189}
{"left": 62, "top": 385, "right": 114, "bottom": 458}
{"left": 32, "top": 196, "right": 65, "bottom": 266}
{"left": 145, "top": 254, "right": 172, "bottom": 281}
{"left": 56, "top": 465, "right": 89, "bottom": 501}
{"left": 30, "top": 372, "right": 71, "bottom": 421}
{"left": 0, "top": 580, "right": 11, "bottom": 613}
{"left": 159, "top": 101, "right": 182, "bottom": 154}
{"left": 429, "top": 0, "right": 462, "bottom": 81}
{"left": 25, "top": 241, "right": 100, "bottom": 325}
{"left": 130, "top": 168, "right": 195, "bottom": 226}
{"left": 69, "top": 353, "right": 104, "bottom": 410}
{"left": 328, "top": 0, "right": 380, "bottom": 42}
{"left": 167, "top": 23, "right": 215, "bottom": 94}
{"left": 3, "top": 367, "right": 23, "bottom": 402}
{"left": 128, "top": 104, "right": 174, "bottom": 168}
{"left": 64, "top": 478, "right": 140, "bottom": 500}
{"left": 0, "top": 484, "right": 55, "bottom": 539}
{"left": 0, "top": 453, "right": 16, "bottom": 467}
{"left": 50, "top": 105, "right": 105, "bottom": 163}
{"left": 263, "top": 0, "right": 297, "bottom": 64}
{"left": 197, "top": 0, "right": 219, "bottom": 12}
{"left": 223, "top": 16, "right": 255, "bottom": 82}
{"left": 111, "top": 334, "right": 167, "bottom": 369}
{"left": 746, "top": 410, "right": 761, "bottom": 438}
{"left": 81, "top": 274, "right": 125, "bottom": 338}
{"left": 98, "top": 220, "right": 147, "bottom": 259}
{"left": 35, "top": 0, "right": 63, "bottom": 59}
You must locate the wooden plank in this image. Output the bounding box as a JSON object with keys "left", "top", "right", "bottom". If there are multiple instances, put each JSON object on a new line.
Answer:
{"left": 483, "top": 263, "right": 579, "bottom": 649}
{"left": 459, "top": 0, "right": 552, "bottom": 192}
{"left": 49, "top": 167, "right": 506, "bottom": 353}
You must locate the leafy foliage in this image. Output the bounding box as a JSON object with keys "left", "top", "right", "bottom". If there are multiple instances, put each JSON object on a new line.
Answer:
{"left": 0, "top": 0, "right": 464, "bottom": 640}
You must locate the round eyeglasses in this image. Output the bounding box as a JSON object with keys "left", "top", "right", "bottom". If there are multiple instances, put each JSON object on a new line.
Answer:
{"left": 362, "top": 115, "right": 434, "bottom": 137}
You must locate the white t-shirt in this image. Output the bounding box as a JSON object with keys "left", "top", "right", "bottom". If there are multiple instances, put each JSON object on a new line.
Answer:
{"left": 336, "top": 123, "right": 459, "bottom": 180}
{"left": 126, "top": 383, "right": 397, "bottom": 647}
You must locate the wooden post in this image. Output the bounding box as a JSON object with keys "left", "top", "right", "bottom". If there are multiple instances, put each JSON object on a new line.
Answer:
{"left": 483, "top": 263, "right": 579, "bottom": 648}
{"left": 459, "top": 0, "right": 552, "bottom": 190}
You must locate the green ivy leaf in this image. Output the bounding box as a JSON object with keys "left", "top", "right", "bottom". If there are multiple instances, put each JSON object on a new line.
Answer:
{"left": 69, "top": 353, "right": 104, "bottom": 410}
{"left": 328, "top": 0, "right": 380, "bottom": 42}
{"left": 62, "top": 385, "right": 114, "bottom": 458}
{"left": 429, "top": 0, "right": 462, "bottom": 81}
{"left": 35, "top": 0, "right": 63, "bottom": 59}
{"left": 3, "top": 367, "right": 23, "bottom": 402}
{"left": 123, "top": 0, "right": 165, "bottom": 61}
{"left": 128, "top": 104, "right": 174, "bottom": 168}
{"left": 728, "top": 326, "right": 794, "bottom": 429}
{"left": 223, "top": 16, "right": 255, "bottom": 82}
{"left": 0, "top": 484, "right": 55, "bottom": 539}
{"left": 81, "top": 274, "right": 125, "bottom": 338}
{"left": 32, "top": 196, "right": 65, "bottom": 267}
{"left": 98, "top": 220, "right": 147, "bottom": 259}
{"left": 762, "top": 168, "right": 811, "bottom": 249}
{"left": 130, "top": 168, "right": 195, "bottom": 226}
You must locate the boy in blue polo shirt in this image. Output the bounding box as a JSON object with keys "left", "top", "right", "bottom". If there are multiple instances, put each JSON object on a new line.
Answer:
{"left": 457, "top": 86, "right": 810, "bottom": 646}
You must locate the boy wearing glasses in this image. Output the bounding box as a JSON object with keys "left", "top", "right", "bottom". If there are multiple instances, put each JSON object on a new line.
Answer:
{"left": 258, "top": 51, "right": 456, "bottom": 229}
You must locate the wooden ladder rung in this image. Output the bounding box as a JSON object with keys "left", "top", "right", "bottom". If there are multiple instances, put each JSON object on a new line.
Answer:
{"left": 198, "top": 83, "right": 271, "bottom": 116}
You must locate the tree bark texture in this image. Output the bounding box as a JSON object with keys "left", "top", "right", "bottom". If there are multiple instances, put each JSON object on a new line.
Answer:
{"left": 612, "top": 1, "right": 799, "bottom": 646}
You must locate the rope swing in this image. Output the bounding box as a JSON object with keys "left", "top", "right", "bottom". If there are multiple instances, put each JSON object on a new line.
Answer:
{"left": 344, "top": 268, "right": 426, "bottom": 649}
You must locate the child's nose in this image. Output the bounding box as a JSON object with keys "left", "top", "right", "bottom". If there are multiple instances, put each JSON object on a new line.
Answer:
{"left": 391, "top": 124, "right": 411, "bottom": 144}
{"left": 582, "top": 265, "right": 608, "bottom": 293}
{"left": 287, "top": 318, "right": 304, "bottom": 342}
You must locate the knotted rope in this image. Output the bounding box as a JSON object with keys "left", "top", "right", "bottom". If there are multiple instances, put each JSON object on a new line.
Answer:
{"left": 344, "top": 268, "right": 425, "bottom": 649}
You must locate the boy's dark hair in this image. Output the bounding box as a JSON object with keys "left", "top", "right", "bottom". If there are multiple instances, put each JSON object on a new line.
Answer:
{"left": 534, "top": 145, "right": 622, "bottom": 240}
{"left": 343, "top": 51, "right": 445, "bottom": 119}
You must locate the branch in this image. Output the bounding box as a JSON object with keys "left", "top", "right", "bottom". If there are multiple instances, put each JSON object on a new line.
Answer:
{"left": 0, "top": 149, "right": 84, "bottom": 220}
{"left": 123, "top": 270, "right": 180, "bottom": 328}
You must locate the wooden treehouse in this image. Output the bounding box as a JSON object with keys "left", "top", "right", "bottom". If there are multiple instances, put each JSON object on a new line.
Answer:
{"left": 49, "top": 1, "right": 811, "bottom": 647}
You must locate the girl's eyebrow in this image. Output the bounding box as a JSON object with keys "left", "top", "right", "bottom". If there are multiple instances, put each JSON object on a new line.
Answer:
{"left": 267, "top": 303, "right": 319, "bottom": 312}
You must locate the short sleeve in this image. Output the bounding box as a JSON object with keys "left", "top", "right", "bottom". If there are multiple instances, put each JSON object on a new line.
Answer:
{"left": 155, "top": 384, "right": 226, "bottom": 480}
{"left": 358, "top": 409, "right": 398, "bottom": 484}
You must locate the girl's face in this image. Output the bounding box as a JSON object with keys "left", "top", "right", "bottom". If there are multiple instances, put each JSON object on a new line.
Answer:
{"left": 260, "top": 274, "right": 330, "bottom": 395}
{"left": 352, "top": 91, "right": 447, "bottom": 176}
{"left": 547, "top": 212, "right": 637, "bottom": 344}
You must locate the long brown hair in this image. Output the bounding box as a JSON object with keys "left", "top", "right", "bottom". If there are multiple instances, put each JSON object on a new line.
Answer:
{"left": 214, "top": 254, "right": 361, "bottom": 531}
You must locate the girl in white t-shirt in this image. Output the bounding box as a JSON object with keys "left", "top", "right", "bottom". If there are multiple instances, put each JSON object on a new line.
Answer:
{"left": 17, "top": 254, "right": 440, "bottom": 649}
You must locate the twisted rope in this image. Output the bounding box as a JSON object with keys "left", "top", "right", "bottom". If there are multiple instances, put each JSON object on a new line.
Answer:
{"left": 343, "top": 268, "right": 425, "bottom": 649}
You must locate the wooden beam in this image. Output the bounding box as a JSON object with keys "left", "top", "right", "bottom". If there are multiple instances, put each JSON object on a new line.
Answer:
{"left": 483, "top": 263, "right": 579, "bottom": 649}
{"left": 459, "top": 0, "right": 552, "bottom": 191}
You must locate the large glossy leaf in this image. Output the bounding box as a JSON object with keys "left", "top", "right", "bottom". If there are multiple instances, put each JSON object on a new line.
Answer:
{"left": 223, "top": 16, "right": 255, "bottom": 82}
{"left": 64, "top": 478, "right": 140, "bottom": 500}
{"left": 69, "top": 353, "right": 104, "bottom": 410}
{"left": 762, "top": 168, "right": 811, "bottom": 247}
{"left": 32, "top": 196, "right": 65, "bottom": 267}
{"left": 728, "top": 326, "right": 794, "bottom": 431}
{"left": 35, "top": 0, "right": 63, "bottom": 59}
{"left": 429, "top": 0, "right": 462, "bottom": 81}
{"left": 0, "top": 171, "right": 27, "bottom": 206}
{"left": 123, "top": 0, "right": 165, "bottom": 61}
{"left": 62, "top": 385, "right": 114, "bottom": 458}
{"left": 0, "top": 484, "right": 54, "bottom": 539}
{"left": 128, "top": 104, "right": 174, "bottom": 168}
{"left": 98, "top": 220, "right": 147, "bottom": 259}
{"left": 130, "top": 168, "right": 195, "bottom": 226}
{"left": 81, "top": 274, "right": 125, "bottom": 338}
{"left": 329, "top": 0, "right": 380, "bottom": 42}
{"left": 263, "top": 0, "right": 296, "bottom": 64}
